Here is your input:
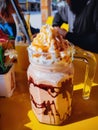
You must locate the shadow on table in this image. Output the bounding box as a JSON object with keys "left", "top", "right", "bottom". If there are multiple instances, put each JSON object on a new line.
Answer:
{"left": 61, "top": 85, "right": 98, "bottom": 125}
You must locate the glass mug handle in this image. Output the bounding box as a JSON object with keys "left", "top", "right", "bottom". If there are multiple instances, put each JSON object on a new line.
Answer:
{"left": 74, "top": 46, "right": 97, "bottom": 100}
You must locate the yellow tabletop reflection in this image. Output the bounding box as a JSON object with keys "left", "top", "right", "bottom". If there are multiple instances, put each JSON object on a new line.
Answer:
{"left": 25, "top": 110, "right": 98, "bottom": 130}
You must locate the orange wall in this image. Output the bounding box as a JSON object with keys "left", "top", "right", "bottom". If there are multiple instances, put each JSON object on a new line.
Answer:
{"left": 41, "top": 0, "right": 52, "bottom": 24}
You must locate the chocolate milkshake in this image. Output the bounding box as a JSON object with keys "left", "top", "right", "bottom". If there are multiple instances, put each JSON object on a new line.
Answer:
{"left": 27, "top": 24, "right": 75, "bottom": 125}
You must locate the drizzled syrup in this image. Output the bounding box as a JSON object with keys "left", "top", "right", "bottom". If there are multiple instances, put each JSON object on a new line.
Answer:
{"left": 28, "top": 76, "right": 73, "bottom": 124}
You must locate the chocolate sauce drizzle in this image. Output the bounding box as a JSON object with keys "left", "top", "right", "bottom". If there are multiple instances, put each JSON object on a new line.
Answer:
{"left": 28, "top": 76, "right": 73, "bottom": 98}
{"left": 28, "top": 75, "right": 73, "bottom": 124}
{"left": 30, "top": 94, "right": 71, "bottom": 123}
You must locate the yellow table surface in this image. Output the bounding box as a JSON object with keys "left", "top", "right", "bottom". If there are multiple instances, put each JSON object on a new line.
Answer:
{"left": 0, "top": 54, "right": 98, "bottom": 130}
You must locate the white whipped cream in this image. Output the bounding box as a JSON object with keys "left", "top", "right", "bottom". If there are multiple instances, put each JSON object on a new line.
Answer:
{"left": 28, "top": 24, "right": 75, "bottom": 65}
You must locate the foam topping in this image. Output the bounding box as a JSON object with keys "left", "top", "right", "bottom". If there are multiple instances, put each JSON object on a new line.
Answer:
{"left": 28, "top": 24, "right": 75, "bottom": 65}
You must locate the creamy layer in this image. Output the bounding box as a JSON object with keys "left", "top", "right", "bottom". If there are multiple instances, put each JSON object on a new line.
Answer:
{"left": 28, "top": 24, "right": 75, "bottom": 65}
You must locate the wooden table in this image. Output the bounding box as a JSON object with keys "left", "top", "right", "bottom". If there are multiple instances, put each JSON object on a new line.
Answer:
{"left": 0, "top": 55, "right": 98, "bottom": 130}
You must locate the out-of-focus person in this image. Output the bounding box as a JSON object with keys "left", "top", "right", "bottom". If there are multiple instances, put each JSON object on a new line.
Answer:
{"left": 53, "top": 0, "right": 75, "bottom": 32}
{"left": 0, "top": 0, "right": 19, "bottom": 38}
{"left": 0, "top": 0, "right": 39, "bottom": 39}
{"left": 53, "top": 0, "right": 98, "bottom": 53}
